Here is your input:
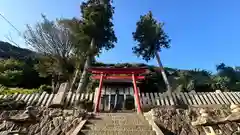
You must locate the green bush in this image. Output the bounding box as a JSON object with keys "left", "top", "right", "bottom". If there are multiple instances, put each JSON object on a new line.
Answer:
{"left": 38, "top": 84, "right": 52, "bottom": 93}
{"left": 0, "top": 87, "right": 40, "bottom": 95}
{"left": 0, "top": 84, "right": 7, "bottom": 91}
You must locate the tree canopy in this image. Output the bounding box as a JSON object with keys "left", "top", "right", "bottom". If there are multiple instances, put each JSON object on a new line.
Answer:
{"left": 80, "top": 0, "right": 117, "bottom": 52}
{"left": 61, "top": 0, "right": 117, "bottom": 57}
{"left": 132, "top": 11, "right": 170, "bottom": 61}
{"left": 132, "top": 11, "right": 172, "bottom": 92}
{"left": 62, "top": 0, "right": 118, "bottom": 93}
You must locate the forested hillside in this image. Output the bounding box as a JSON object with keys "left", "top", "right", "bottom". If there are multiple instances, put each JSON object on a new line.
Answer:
{"left": 0, "top": 41, "right": 50, "bottom": 90}
{"left": 0, "top": 41, "right": 35, "bottom": 60}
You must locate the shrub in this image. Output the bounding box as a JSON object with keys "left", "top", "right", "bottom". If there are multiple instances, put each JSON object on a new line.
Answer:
{"left": 38, "top": 84, "right": 52, "bottom": 93}
{"left": 0, "top": 84, "right": 7, "bottom": 91}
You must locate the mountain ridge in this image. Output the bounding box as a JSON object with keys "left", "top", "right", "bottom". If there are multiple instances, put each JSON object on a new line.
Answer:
{"left": 0, "top": 41, "right": 35, "bottom": 60}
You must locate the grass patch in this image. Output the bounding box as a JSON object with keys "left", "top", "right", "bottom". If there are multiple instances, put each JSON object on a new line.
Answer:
{"left": 0, "top": 87, "right": 41, "bottom": 95}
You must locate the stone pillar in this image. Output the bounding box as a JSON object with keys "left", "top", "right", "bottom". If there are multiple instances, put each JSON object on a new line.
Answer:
{"left": 50, "top": 83, "right": 69, "bottom": 107}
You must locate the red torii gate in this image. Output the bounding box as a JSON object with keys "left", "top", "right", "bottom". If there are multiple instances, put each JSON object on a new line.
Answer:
{"left": 87, "top": 67, "right": 147, "bottom": 113}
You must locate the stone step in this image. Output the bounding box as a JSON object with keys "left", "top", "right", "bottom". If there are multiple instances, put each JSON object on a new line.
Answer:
{"left": 91, "top": 114, "right": 148, "bottom": 122}
{"left": 84, "top": 124, "right": 152, "bottom": 130}
{"left": 80, "top": 130, "right": 156, "bottom": 135}
{"left": 94, "top": 115, "right": 145, "bottom": 120}
{"left": 91, "top": 116, "right": 145, "bottom": 120}
{"left": 89, "top": 116, "right": 148, "bottom": 121}
{"left": 83, "top": 113, "right": 154, "bottom": 135}
{"left": 95, "top": 113, "right": 145, "bottom": 118}
{"left": 96, "top": 113, "right": 140, "bottom": 116}
{"left": 87, "top": 119, "right": 149, "bottom": 125}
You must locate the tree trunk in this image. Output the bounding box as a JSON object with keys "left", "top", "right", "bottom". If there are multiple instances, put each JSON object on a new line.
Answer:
{"left": 51, "top": 75, "right": 59, "bottom": 93}
{"left": 51, "top": 75, "right": 55, "bottom": 93}
{"left": 69, "top": 68, "right": 80, "bottom": 92}
{"left": 155, "top": 51, "right": 172, "bottom": 93}
{"left": 55, "top": 75, "right": 61, "bottom": 93}
{"left": 76, "top": 38, "right": 95, "bottom": 93}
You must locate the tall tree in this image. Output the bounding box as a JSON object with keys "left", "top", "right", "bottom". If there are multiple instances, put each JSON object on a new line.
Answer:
{"left": 23, "top": 15, "right": 75, "bottom": 92}
{"left": 58, "top": 18, "right": 89, "bottom": 92}
{"left": 132, "top": 11, "right": 172, "bottom": 92}
{"left": 75, "top": 0, "right": 117, "bottom": 93}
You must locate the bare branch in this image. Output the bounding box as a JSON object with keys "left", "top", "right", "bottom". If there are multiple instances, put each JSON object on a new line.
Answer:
{"left": 24, "top": 16, "right": 74, "bottom": 58}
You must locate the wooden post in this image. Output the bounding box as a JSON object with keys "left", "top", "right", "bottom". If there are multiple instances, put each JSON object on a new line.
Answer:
{"left": 132, "top": 74, "right": 142, "bottom": 113}
{"left": 94, "top": 73, "right": 104, "bottom": 113}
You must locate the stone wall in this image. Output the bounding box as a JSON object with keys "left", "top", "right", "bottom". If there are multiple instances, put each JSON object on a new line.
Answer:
{"left": 147, "top": 106, "right": 240, "bottom": 135}
{"left": 0, "top": 107, "right": 89, "bottom": 135}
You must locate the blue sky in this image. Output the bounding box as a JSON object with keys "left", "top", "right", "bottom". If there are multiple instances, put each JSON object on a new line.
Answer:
{"left": 1, "top": 0, "right": 240, "bottom": 72}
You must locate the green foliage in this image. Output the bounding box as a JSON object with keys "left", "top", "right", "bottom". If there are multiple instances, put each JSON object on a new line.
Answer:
{"left": 0, "top": 58, "right": 49, "bottom": 88}
{"left": 80, "top": 0, "right": 117, "bottom": 52}
{"left": 60, "top": 0, "right": 118, "bottom": 93}
{"left": 0, "top": 59, "right": 24, "bottom": 86}
{"left": 212, "top": 63, "right": 240, "bottom": 91}
{"left": 85, "top": 78, "right": 99, "bottom": 92}
{"left": 61, "top": 0, "right": 117, "bottom": 57}
{"left": 132, "top": 11, "right": 170, "bottom": 61}
{"left": 211, "top": 76, "right": 230, "bottom": 91}
{"left": 0, "top": 87, "right": 40, "bottom": 95}
{"left": 132, "top": 11, "right": 172, "bottom": 92}
{"left": 0, "top": 84, "right": 6, "bottom": 91}
{"left": 0, "top": 41, "right": 51, "bottom": 88}
{"left": 38, "top": 84, "right": 52, "bottom": 93}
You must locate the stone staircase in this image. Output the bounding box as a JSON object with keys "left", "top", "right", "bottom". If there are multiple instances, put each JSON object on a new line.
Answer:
{"left": 80, "top": 113, "right": 156, "bottom": 135}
